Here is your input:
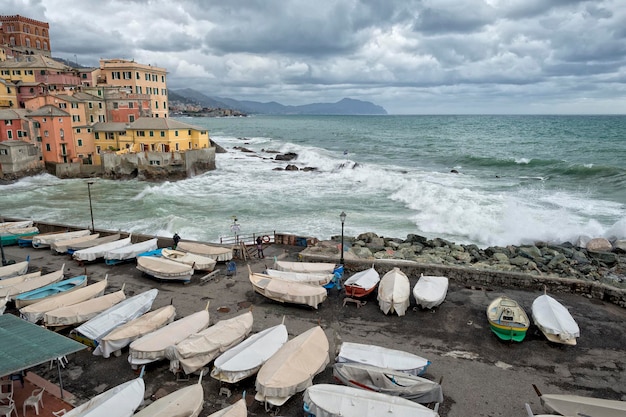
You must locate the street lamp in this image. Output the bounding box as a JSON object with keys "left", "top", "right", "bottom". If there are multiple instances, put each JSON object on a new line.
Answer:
{"left": 339, "top": 211, "right": 347, "bottom": 266}
{"left": 87, "top": 181, "right": 95, "bottom": 232}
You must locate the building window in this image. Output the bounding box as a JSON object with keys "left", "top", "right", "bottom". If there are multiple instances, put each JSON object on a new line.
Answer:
{"left": 76, "top": 128, "right": 81, "bottom": 133}
{"left": 77, "top": 139, "right": 83, "bottom": 146}
{"left": 129, "top": 115, "right": 135, "bottom": 122}
{"left": 113, "top": 102, "right": 119, "bottom": 109}
{"left": 45, "top": 143, "right": 50, "bottom": 151}
{"left": 98, "top": 115, "right": 105, "bottom": 122}
{"left": 0, "top": 149, "right": 7, "bottom": 155}
{"left": 59, "top": 103, "right": 67, "bottom": 109}
{"left": 149, "top": 131, "right": 154, "bottom": 137}
{"left": 136, "top": 71, "right": 140, "bottom": 79}
{"left": 60, "top": 129, "right": 64, "bottom": 138}
{"left": 98, "top": 102, "right": 102, "bottom": 109}
{"left": 176, "top": 143, "right": 180, "bottom": 151}
{"left": 175, "top": 131, "right": 178, "bottom": 136}
{"left": 71, "top": 103, "right": 78, "bottom": 108}
{"left": 90, "top": 115, "right": 94, "bottom": 123}
{"left": 95, "top": 132, "right": 99, "bottom": 139}
{"left": 112, "top": 71, "right": 121, "bottom": 79}
{"left": 4, "top": 120, "right": 12, "bottom": 126}
{"left": 7, "top": 130, "right": 12, "bottom": 139}
{"left": 188, "top": 142, "right": 191, "bottom": 149}
{"left": 188, "top": 130, "right": 192, "bottom": 135}
{"left": 123, "top": 71, "right": 132, "bottom": 79}
{"left": 44, "top": 130, "right": 49, "bottom": 136}
{"left": 155, "top": 101, "right": 158, "bottom": 109}
{"left": 36, "top": 39, "right": 41, "bottom": 48}
{"left": 88, "top": 102, "right": 93, "bottom": 108}
{"left": 72, "top": 115, "right": 80, "bottom": 122}
{"left": 137, "top": 131, "right": 145, "bottom": 137}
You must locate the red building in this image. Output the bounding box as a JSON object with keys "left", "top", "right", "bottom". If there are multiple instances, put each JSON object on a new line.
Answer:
{"left": 0, "top": 15, "right": 51, "bottom": 56}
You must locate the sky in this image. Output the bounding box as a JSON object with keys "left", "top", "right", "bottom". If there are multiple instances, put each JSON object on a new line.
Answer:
{"left": 6, "top": 0, "right": 626, "bottom": 114}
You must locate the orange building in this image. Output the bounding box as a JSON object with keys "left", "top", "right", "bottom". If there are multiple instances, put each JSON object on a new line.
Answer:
{"left": 27, "top": 105, "right": 75, "bottom": 163}
{"left": 0, "top": 15, "right": 51, "bottom": 56}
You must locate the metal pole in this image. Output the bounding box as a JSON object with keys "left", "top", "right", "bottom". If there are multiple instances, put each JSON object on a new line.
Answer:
{"left": 87, "top": 182, "right": 95, "bottom": 232}
{"left": 339, "top": 212, "right": 346, "bottom": 266}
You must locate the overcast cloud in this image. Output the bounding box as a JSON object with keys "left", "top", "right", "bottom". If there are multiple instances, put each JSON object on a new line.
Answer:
{"left": 6, "top": 0, "right": 626, "bottom": 114}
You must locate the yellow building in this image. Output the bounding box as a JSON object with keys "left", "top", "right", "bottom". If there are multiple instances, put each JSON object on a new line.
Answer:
{"left": 0, "top": 77, "right": 17, "bottom": 108}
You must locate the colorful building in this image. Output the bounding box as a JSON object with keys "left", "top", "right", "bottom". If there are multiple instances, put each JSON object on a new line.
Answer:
{"left": 0, "top": 15, "right": 51, "bottom": 57}
{"left": 27, "top": 105, "right": 75, "bottom": 163}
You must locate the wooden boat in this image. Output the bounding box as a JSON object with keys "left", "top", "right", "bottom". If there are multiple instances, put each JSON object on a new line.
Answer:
{"left": 377, "top": 267, "right": 411, "bottom": 316}
{"left": 0, "top": 260, "right": 29, "bottom": 280}
{"left": 0, "top": 271, "right": 42, "bottom": 297}
{"left": 263, "top": 268, "right": 334, "bottom": 286}
{"left": 5, "top": 265, "right": 65, "bottom": 301}
{"left": 62, "top": 376, "right": 145, "bottom": 417}
{"left": 161, "top": 247, "right": 217, "bottom": 271}
{"left": 343, "top": 267, "right": 380, "bottom": 298}
{"left": 20, "top": 276, "right": 108, "bottom": 323}
{"left": 336, "top": 342, "right": 431, "bottom": 376}
{"left": 177, "top": 240, "right": 233, "bottom": 262}
{"left": 303, "top": 384, "right": 440, "bottom": 417}
{"left": 51, "top": 233, "right": 100, "bottom": 253}
{"left": 0, "top": 220, "right": 33, "bottom": 229}
{"left": 207, "top": 398, "right": 247, "bottom": 417}
{"left": 73, "top": 236, "right": 132, "bottom": 262}
{"left": 14, "top": 275, "right": 88, "bottom": 308}
{"left": 0, "top": 226, "right": 39, "bottom": 245}
{"left": 413, "top": 274, "right": 449, "bottom": 309}
{"left": 333, "top": 362, "right": 443, "bottom": 404}
{"left": 136, "top": 256, "right": 194, "bottom": 283}
{"left": 44, "top": 288, "right": 126, "bottom": 327}
{"left": 66, "top": 233, "right": 122, "bottom": 254}
{"left": 255, "top": 325, "right": 329, "bottom": 407}
{"left": 531, "top": 292, "right": 580, "bottom": 345}
{"left": 171, "top": 310, "right": 253, "bottom": 375}
{"left": 533, "top": 384, "right": 626, "bottom": 417}
{"left": 32, "top": 229, "right": 91, "bottom": 248}
{"left": 249, "top": 268, "right": 327, "bottom": 309}
{"left": 93, "top": 305, "right": 176, "bottom": 358}
{"left": 134, "top": 373, "right": 203, "bottom": 417}
{"left": 211, "top": 322, "right": 288, "bottom": 383}
{"left": 273, "top": 260, "right": 337, "bottom": 274}
{"left": 486, "top": 295, "right": 530, "bottom": 342}
{"left": 104, "top": 238, "right": 159, "bottom": 265}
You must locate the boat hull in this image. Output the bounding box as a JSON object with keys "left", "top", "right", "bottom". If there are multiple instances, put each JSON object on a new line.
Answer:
{"left": 14, "top": 275, "right": 87, "bottom": 308}
{"left": 486, "top": 296, "right": 530, "bottom": 342}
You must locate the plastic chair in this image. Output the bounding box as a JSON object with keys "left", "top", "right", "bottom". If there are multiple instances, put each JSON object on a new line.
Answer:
{"left": 0, "top": 380, "right": 12, "bottom": 405}
{"left": 23, "top": 387, "right": 45, "bottom": 416}
{"left": 0, "top": 398, "right": 17, "bottom": 417}
{"left": 226, "top": 261, "right": 237, "bottom": 276}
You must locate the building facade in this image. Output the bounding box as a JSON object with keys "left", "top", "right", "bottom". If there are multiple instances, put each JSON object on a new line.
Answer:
{"left": 0, "top": 15, "right": 51, "bottom": 57}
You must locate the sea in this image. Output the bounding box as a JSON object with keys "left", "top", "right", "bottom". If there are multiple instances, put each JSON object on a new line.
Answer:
{"left": 1, "top": 115, "right": 625, "bottom": 248}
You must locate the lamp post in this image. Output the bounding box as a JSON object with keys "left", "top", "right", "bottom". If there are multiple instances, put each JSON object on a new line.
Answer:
{"left": 339, "top": 211, "right": 346, "bottom": 266}
{"left": 87, "top": 181, "right": 95, "bottom": 232}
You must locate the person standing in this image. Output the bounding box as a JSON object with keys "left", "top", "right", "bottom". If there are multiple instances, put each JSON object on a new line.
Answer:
{"left": 173, "top": 232, "right": 181, "bottom": 249}
{"left": 256, "top": 236, "right": 264, "bottom": 258}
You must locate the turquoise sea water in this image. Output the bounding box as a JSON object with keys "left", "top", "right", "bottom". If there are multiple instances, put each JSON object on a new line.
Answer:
{"left": 1, "top": 115, "right": 625, "bottom": 247}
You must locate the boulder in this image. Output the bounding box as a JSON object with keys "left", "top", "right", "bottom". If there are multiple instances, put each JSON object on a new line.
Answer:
{"left": 275, "top": 152, "right": 298, "bottom": 161}
{"left": 587, "top": 238, "right": 612, "bottom": 252}
{"left": 614, "top": 240, "right": 626, "bottom": 254}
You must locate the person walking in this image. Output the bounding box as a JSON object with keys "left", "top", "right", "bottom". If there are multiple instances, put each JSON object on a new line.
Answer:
{"left": 256, "top": 236, "right": 264, "bottom": 258}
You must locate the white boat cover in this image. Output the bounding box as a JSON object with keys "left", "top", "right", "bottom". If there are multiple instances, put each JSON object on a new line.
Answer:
{"left": 68, "top": 233, "right": 121, "bottom": 251}
{"left": 4, "top": 266, "right": 65, "bottom": 300}
{"left": 0, "top": 260, "right": 29, "bottom": 280}
{"left": 532, "top": 294, "right": 580, "bottom": 345}
{"left": 0, "top": 226, "right": 39, "bottom": 235}
{"left": 274, "top": 260, "right": 336, "bottom": 274}
{"left": 333, "top": 362, "right": 443, "bottom": 404}
{"left": 211, "top": 323, "right": 289, "bottom": 383}
{"left": 336, "top": 342, "right": 431, "bottom": 376}
{"left": 255, "top": 326, "right": 329, "bottom": 406}
{"left": 0, "top": 220, "right": 33, "bottom": 229}
{"left": 73, "top": 236, "right": 132, "bottom": 262}
{"left": 51, "top": 233, "right": 100, "bottom": 253}
{"left": 377, "top": 267, "right": 411, "bottom": 316}
{"left": 250, "top": 272, "right": 327, "bottom": 309}
{"left": 133, "top": 382, "right": 203, "bottom": 417}
{"left": 540, "top": 393, "right": 626, "bottom": 417}
{"left": 303, "top": 384, "right": 440, "bottom": 417}
{"left": 136, "top": 256, "right": 194, "bottom": 281}
{"left": 94, "top": 305, "right": 176, "bottom": 358}
{"left": 76, "top": 288, "right": 158, "bottom": 342}
{"left": 44, "top": 289, "right": 126, "bottom": 327}
{"left": 63, "top": 377, "right": 145, "bottom": 417}
{"left": 207, "top": 398, "right": 247, "bottom": 417}
{"left": 264, "top": 268, "right": 333, "bottom": 286}
{"left": 0, "top": 271, "right": 41, "bottom": 291}
{"left": 170, "top": 311, "right": 254, "bottom": 375}
{"left": 0, "top": 296, "right": 7, "bottom": 315}
{"left": 105, "top": 238, "right": 158, "bottom": 261}
{"left": 161, "top": 248, "right": 217, "bottom": 271}
{"left": 129, "top": 309, "right": 210, "bottom": 363}
{"left": 20, "top": 277, "right": 108, "bottom": 323}
{"left": 344, "top": 268, "right": 380, "bottom": 291}
{"left": 413, "top": 274, "right": 449, "bottom": 309}
{"left": 177, "top": 241, "right": 233, "bottom": 262}
{"left": 32, "top": 229, "right": 91, "bottom": 247}
{"left": 14, "top": 275, "right": 88, "bottom": 308}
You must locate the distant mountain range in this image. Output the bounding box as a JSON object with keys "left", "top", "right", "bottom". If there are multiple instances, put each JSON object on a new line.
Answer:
{"left": 169, "top": 88, "right": 388, "bottom": 115}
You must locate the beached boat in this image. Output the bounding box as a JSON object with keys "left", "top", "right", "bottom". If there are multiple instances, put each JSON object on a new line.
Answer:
{"left": 177, "top": 240, "right": 233, "bottom": 262}
{"left": 486, "top": 295, "right": 530, "bottom": 342}
{"left": 533, "top": 384, "right": 626, "bottom": 417}
{"left": 171, "top": 310, "right": 253, "bottom": 375}
{"left": 66, "top": 233, "right": 122, "bottom": 254}
{"left": 0, "top": 226, "right": 39, "bottom": 245}
{"left": 93, "top": 304, "right": 176, "bottom": 358}
{"left": 136, "top": 248, "right": 163, "bottom": 257}
{"left": 333, "top": 362, "right": 443, "bottom": 404}
{"left": 0, "top": 220, "right": 33, "bottom": 229}
{"left": 413, "top": 274, "right": 449, "bottom": 309}
{"left": 161, "top": 247, "right": 217, "bottom": 271}
{"left": 62, "top": 376, "right": 145, "bottom": 417}
{"left": 0, "top": 295, "right": 7, "bottom": 315}
{"left": 32, "top": 229, "right": 91, "bottom": 248}
{"left": 211, "top": 322, "right": 289, "bottom": 383}
{"left": 249, "top": 268, "right": 327, "bottom": 309}
{"left": 104, "top": 238, "right": 159, "bottom": 265}
{"left": 0, "top": 271, "right": 42, "bottom": 297}
{"left": 133, "top": 373, "right": 204, "bottom": 417}
{"left": 524, "top": 403, "right": 575, "bottom": 417}
{"left": 14, "top": 274, "right": 88, "bottom": 308}
{"left": 336, "top": 342, "right": 431, "bottom": 376}
{"left": 207, "top": 398, "right": 247, "bottom": 417}
{"left": 20, "top": 276, "right": 107, "bottom": 323}
{"left": 51, "top": 233, "right": 100, "bottom": 254}
{"left": 4, "top": 266, "right": 65, "bottom": 301}
{"left": 255, "top": 325, "right": 329, "bottom": 407}
{"left": 273, "top": 260, "right": 337, "bottom": 274}
{"left": 44, "top": 288, "right": 126, "bottom": 327}
{"left": 0, "top": 259, "right": 29, "bottom": 280}
{"left": 532, "top": 291, "right": 580, "bottom": 345}
{"left": 303, "top": 384, "right": 440, "bottom": 417}
{"left": 377, "top": 267, "right": 411, "bottom": 316}
{"left": 343, "top": 267, "right": 380, "bottom": 298}
{"left": 73, "top": 235, "right": 132, "bottom": 262}
{"left": 263, "top": 268, "right": 334, "bottom": 286}
{"left": 136, "top": 255, "right": 194, "bottom": 283}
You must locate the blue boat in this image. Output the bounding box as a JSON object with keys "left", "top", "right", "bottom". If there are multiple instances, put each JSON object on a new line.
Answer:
{"left": 136, "top": 248, "right": 164, "bottom": 258}
{"left": 14, "top": 275, "right": 88, "bottom": 309}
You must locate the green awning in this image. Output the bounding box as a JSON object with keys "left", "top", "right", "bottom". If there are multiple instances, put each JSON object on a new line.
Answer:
{"left": 0, "top": 313, "right": 86, "bottom": 377}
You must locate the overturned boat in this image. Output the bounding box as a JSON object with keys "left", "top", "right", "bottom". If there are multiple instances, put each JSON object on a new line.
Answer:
{"left": 336, "top": 342, "right": 431, "bottom": 376}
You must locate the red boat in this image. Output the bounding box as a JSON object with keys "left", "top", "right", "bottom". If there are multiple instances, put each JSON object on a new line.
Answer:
{"left": 343, "top": 267, "right": 380, "bottom": 298}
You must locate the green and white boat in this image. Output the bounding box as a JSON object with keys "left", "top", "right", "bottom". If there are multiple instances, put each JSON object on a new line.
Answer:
{"left": 486, "top": 295, "right": 530, "bottom": 342}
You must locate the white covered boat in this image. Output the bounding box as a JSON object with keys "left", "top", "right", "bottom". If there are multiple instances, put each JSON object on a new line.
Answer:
{"left": 0, "top": 220, "right": 33, "bottom": 229}
{"left": 273, "top": 260, "right": 336, "bottom": 274}
{"left": 263, "top": 268, "right": 333, "bottom": 286}
{"left": 377, "top": 267, "right": 411, "bottom": 316}
{"left": 0, "top": 295, "right": 8, "bottom": 315}
{"left": 67, "top": 233, "right": 121, "bottom": 252}
{"left": 170, "top": 310, "right": 254, "bottom": 375}
{"left": 177, "top": 241, "right": 233, "bottom": 262}
{"left": 0, "top": 260, "right": 29, "bottom": 280}
{"left": 161, "top": 248, "right": 217, "bottom": 271}
{"left": 133, "top": 374, "right": 203, "bottom": 417}
{"left": 303, "top": 384, "right": 440, "bottom": 417}
{"left": 73, "top": 236, "right": 132, "bottom": 262}
{"left": 413, "top": 274, "right": 449, "bottom": 309}
{"left": 63, "top": 376, "right": 145, "bottom": 417}
{"left": 534, "top": 385, "right": 626, "bottom": 417}
{"left": 4, "top": 266, "right": 65, "bottom": 301}
{"left": 32, "top": 229, "right": 91, "bottom": 248}
{"left": 255, "top": 325, "right": 329, "bottom": 407}
{"left": 20, "top": 276, "right": 108, "bottom": 323}
{"left": 343, "top": 267, "right": 380, "bottom": 298}
{"left": 0, "top": 270, "right": 41, "bottom": 292}
{"left": 249, "top": 269, "right": 327, "bottom": 309}
{"left": 336, "top": 342, "right": 431, "bottom": 376}
{"left": 104, "top": 238, "right": 159, "bottom": 265}
{"left": 207, "top": 398, "right": 247, "bottom": 417}
{"left": 136, "top": 256, "right": 194, "bottom": 283}
{"left": 211, "top": 322, "right": 288, "bottom": 383}
{"left": 44, "top": 288, "right": 126, "bottom": 327}
{"left": 51, "top": 233, "right": 100, "bottom": 253}
{"left": 532, "top": 292, "right": 580, "bottom": 345}
{"left": 14, "top": 274, "right": 87, "bottom": 308}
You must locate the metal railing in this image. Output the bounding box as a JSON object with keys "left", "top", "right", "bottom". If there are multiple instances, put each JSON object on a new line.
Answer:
{"left": 219, "top": 231, "right": 275, "bottom": 246}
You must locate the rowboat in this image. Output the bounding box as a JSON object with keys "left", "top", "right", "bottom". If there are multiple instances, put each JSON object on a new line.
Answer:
{"left": 412, "top": 274, "right": 449, "bottom": 309}
{"left": 211, "top": 322, "right": 288, "bottom": 383}
{"left": 255, "top": 325, "right": 329, "bottom": 407}
{"left": 177, "top": 241, "right": 233, "bottom": 262}
{"left": 66, "top": 233, "right": 122, "bottom": 254}
{"left": 4, "top": 266, "right": 65, "bottom": 301}
{"left": 524, "top": 403, "right": 575, "bottom": 417}
{"left": 343, "top": 267, "right": 380, "bottom": 298}
{"left": 20, "top": 276, "right": 108, "bottom": 323}
{"left": 14, "top": 275, "right": 88, "bottom": 308}
{"left": 336, "top": 342, "right": 431, "bottom": 376}
{"left": 0, "top": 220, "right": 33, "bottom": 229}
{"left": 104, "top": 238, "right": 159, "bottom": 265}
{"left": 51, "top": 233, "right": 100, "bottom": 254}
{"left": 44, "top": 288, "right": 126, "bottom": 327}
{"left": 273, "top": 260, "right": 337, "bottom": 274}
{"left": 93, "top": 305, "right": 176, "bottom": 358}
{"left": 161, "top": 247, "right": 217, "bottom": 271}
{"left": 303, "top": 384, "right": 440, "bottom": 417}
{"left": 73, "top": 236, "right": 132, "bottom": 262}
{"left": 171, "top": 310, "right": 254, "bottom": 375}
{"left": 0, "top": 259, "right": 29, "bottom": 280}
{"left": 0, "top": 271, "right": 42, "bottom": 297}
{"left": 249, "top": 268, "right": 327, "bottom": 309}
{"left": 486, "top": 295, "right": 530, "bottom": 342}
{"left": 62, "top": 376, "right": 145, "bottom": 417}
{"left": 32, "top": 229, "right": 91, "bottom": 248}
{"left": 377, "top": 267, "right": 411, "bottom": 316}
{"left": 136, "top": 256, "right": 195, "bottom": 283}
{"left": 533, "top": 384, "right": 626, "bottom": 417}
{"left": 134, "top": 373, "right": 203, "bottom": 417}
{"left": 263, "top": 268, "right": 334, "bottom": 286}
{"left": 207, "top": 398, "right": 247, "bottom": 417}
{"left": 333, "top": 362, "right": 443, "bottom": 404}
{"left": 531, "top": 291, "right": 580, "bottom": 345}
{"left": 0, "top": 226, "right": 39, "bottom": 245}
